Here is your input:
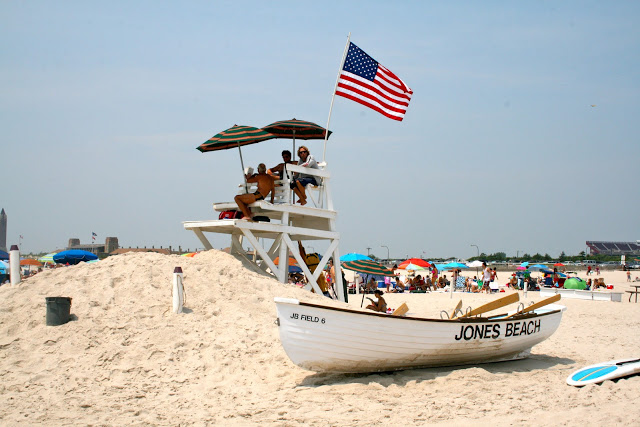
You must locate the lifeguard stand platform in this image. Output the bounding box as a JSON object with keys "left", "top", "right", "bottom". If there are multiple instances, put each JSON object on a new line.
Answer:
{"left": 183, "top": 164, "right": 346, "bottom": 302}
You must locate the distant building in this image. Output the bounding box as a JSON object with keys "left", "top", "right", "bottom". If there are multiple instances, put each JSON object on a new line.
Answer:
{"left": 0, "top": 208, "right": 6, "bottom": 252}
{"left": 586, "top": 241, "right": 640, "bottom": 256}
{"left": 109, "top": 248, "right": 171, "bottom": 255}
{"left": 67, "top": 236, "right": 119, "bottom": 256}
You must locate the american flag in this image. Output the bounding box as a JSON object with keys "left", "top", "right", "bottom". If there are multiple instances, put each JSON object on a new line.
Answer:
{"left": 92, "top": 232, "right": 97, "bottom": 241}
{"left": 335, "top": 42, "right": 413, "bottom": 121}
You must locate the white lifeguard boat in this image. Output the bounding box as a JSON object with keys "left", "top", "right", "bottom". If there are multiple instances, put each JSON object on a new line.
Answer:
{"left": 274, "top": 297, "right": 565, "bottom": 373}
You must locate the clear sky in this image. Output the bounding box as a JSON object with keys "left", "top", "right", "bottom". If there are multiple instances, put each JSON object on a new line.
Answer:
{"left": 2, "top": 1, "right": 639, "bottom": 259}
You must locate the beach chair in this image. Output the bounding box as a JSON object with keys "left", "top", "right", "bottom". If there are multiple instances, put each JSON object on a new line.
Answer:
{"left": 391, "top": 302, "right": 409, "bottom": 317}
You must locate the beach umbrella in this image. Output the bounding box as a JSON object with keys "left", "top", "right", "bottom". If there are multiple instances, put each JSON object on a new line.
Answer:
{"left": 403, "top": 263, "right": 426, "bottom": 271}
{"left": 529, "top": 264, "right": 548, "bottom": 271}
{"left": 0, "top": 260, "right": 8, "bottom": 272}
{"left": 0, "top": 250, "right": 8, "bottom": 261}
{"left": 181, "top": 252, "right": 198, "bottom": 257}
{"left": 520, "top": 262, "right": 529, "bottom": 267}
{"left": 466, "top": 260, "right": 483, "bottom": 268}
{"left": 274, "top": 256, "right": 298, "bottom": 266}
{"left": 398, "top": 258, "right": 431, "bottom": 269}
{"left": 20, "top": 259, "right": 43, "bottom": 267}
{"left": 196, "top": 125, "right": 277, "bottom": 191}
{"left": 341, "top": 259, "right": 395, "bottom": 276}
{"left": 262, "top": 118, "right": 332, "bottom": 161}
{"left": 289, "top": 265, "right": 303, "bottom": 273}
{"left": 553, "top": 262, "right": 565, "bottom": 267}
{"left": 445, "top": 262, "right": 468, "bottom": 269}
{"left": 53, "top": 250, "right": 98, "bottom": 265}
{"left": 39, "top": 252, "right": 57, "bottom": 263}
{"left": 340, "top": 253, "right": 372, "bottom": 262}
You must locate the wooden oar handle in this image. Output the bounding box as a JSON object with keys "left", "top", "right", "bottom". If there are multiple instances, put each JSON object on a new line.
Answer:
{"left": 506, "top": 294, "right": 561, "bottom": 318}
{"left": 454, "top": 292, "right": 519, "bottom": 319}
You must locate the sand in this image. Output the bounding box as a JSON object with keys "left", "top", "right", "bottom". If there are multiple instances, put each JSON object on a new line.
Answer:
{"left": 0, "top": 250, "right": 639, "bottom": 426}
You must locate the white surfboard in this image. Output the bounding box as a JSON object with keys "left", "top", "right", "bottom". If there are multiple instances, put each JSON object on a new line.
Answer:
{"left": 567, "top": 357, "right": 640, "bottom": 386}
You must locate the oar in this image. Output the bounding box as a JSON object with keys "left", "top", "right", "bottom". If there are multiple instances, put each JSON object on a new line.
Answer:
{"left": 454, "top": 292, "right": 519, "bottom": 319}
{"left": 451, "top": 299, "right": 462, "bottom": 318}
{"left": 506, "top": 294, "right": 561, "bottom": 319}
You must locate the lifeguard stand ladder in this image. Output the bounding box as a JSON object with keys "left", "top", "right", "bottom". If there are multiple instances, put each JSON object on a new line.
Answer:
{"left": 183, "top": 163, "right": 346, "bottom": 302}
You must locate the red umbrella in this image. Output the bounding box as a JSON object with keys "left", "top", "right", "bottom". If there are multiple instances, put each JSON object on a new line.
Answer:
{"left": 553, "top": 262, "right": 565, "bottom": 267}
{"left": 398, "top": 258, "right": 432, "bottom": 269}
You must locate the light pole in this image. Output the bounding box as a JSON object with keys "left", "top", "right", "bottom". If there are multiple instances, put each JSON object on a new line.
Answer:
{"left": 471, "top": 244, "right": 479, "bottom": 258}
{"left": 381, "top": 245, "right": 389, "bottom": 263}
{"left": 366, "top": 247, "right": 371, "bottom": 257}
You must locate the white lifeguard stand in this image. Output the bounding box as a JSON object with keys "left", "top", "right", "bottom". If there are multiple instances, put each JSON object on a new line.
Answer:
{"left": 183, "top": 164, "right": 346, "bottom": 302}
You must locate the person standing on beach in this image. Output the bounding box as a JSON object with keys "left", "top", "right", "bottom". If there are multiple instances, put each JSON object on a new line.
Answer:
{"left": 290, "top": 146, "right": 318, "bottom": 206}
{"left": 431, "top": 265, "right": 438, "bottom": 288}
{"left": 482, "top": 262, "right": 492, "bottom": 293}
{"left": 234, "top": 163, "right": 275, "bottom": 220}
{"left": 628, "top": 270, "right": 632, "bottom": 282}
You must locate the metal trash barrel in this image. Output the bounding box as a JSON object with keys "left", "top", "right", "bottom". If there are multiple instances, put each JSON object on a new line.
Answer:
{"left": 46, "top": 297, "right": 72, "bottom": 326}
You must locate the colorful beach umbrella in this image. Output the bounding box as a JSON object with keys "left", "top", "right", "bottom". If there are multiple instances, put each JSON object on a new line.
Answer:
{"left": 181, "top": 252, "right": 198, "bottom": 257}
{"left": 39, "top": 252, "right": 57, "bottom": 263}
{"left": 196, "top": 124, "right": 277, "bottom": 192}
{"left": 340, "top": 253, "right": 372, "bottom": 262}
{"left": 274, "top": 256, "right": 298, "bottom": 266}
{"left": 341, "top": 259, "right": 395, "bottom": 277}
{"left": 262, "top": 118, "right": 332, "bottom": 160}
{"left": 197, "top": 125, "right": 276, "bottom": 153}
{"left": 398, "top": 258, "right": 431, "bottom": 269}
{"left": 445, "top": 262, "right": 468, "bottom": 270}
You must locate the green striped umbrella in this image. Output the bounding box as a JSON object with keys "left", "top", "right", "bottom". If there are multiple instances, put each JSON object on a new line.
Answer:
{"left": 262, "top": 119, "right": 331, "bottom": 160}
{"left": 39, "top": 252, "right": 57, "bottom": 264}
{"left": 341, "top": 259, "right": 396, "bottom": 277}
{"left": 197, "top": 125, "right": 277, "bottom": 190}
{"left": 197, "top": 125, "right": 276, "bottom": 152}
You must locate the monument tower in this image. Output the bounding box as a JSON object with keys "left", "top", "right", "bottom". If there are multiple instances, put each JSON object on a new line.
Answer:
{"left": 0, "top": 208, "right": 7, "bottom": 252}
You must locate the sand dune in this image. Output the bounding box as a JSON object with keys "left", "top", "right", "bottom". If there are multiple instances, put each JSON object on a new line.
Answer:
{"left": 0, "top": 250, "right": 638, "bottom": 425}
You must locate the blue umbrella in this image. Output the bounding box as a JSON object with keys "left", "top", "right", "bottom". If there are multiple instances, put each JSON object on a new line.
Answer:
{"left": 289, "top": 265, "right": 302, "bottom": 273}
{"left": 0, "top": 250, "right": 8, "bottom": 261}
{"left": 530, "top": 264, "right": 548, "bottom": 271}
{"left": 520, "top": 262, "right": 529, "bottom": 267}
{"left": 445, "top": 262, "right": 468, "bottom": 269}
{"left": 340, "top": 253, "right": 372, "bottom": 262}
{"left": 53, "top": 250, "right": 98, "bottom": 265}
{"left": 0, "top": 260, "right": 8, "bottom": 272}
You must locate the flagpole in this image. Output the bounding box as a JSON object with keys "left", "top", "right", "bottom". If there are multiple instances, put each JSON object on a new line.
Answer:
{"left": 322, "top": 32, "right": 351, "bottom": 163}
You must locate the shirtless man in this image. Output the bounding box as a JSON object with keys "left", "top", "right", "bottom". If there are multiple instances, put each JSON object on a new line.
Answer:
{"left": 234, "top": 163, "right": 275, "bottom": 220}
{"left": 267, "top": 150, "right": 295, "bottom": 178}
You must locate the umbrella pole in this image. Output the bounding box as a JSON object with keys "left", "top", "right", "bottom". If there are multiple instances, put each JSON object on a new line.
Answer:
{"left": 237, "top": 142, "right": 248, "bottom": 193}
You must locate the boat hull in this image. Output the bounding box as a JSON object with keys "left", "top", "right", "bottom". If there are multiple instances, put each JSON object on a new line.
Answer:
{"left": 275, "top": 297, "right": 564, "bottom": 373}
